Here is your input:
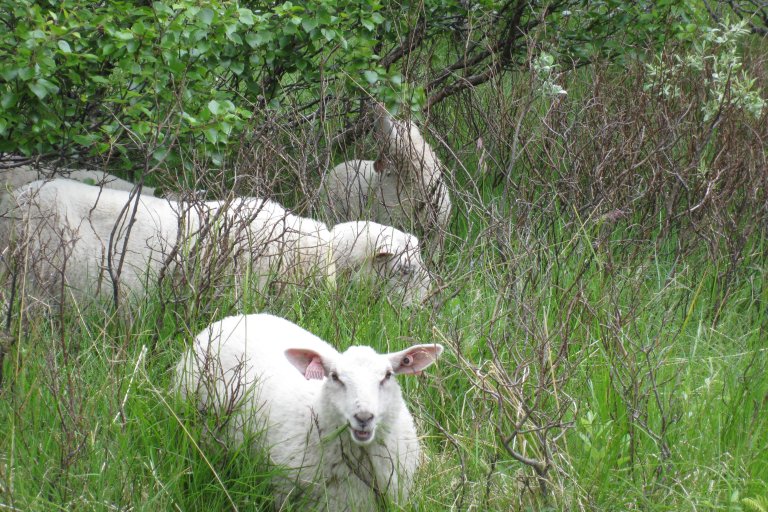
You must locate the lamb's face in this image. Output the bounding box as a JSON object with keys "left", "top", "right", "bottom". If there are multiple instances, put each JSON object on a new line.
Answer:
{"left": 324, "top": 346, "right": 400, "bottom": 446}
{"left": 374, "top": 235, "right": 432, "bottom": 306}
{"left": 285, "top": 341, "right": 443, "bottom": 447}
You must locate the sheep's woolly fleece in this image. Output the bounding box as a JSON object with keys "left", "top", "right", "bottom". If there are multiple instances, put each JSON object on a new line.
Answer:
{"left": 1, "top": 179, "right": 335, "bottom": 304}
{"left": 321, "top": 110, "right": 452, "bottom": 241}
{"left": 175, "top": 313, "right": 443, "bottom": 511}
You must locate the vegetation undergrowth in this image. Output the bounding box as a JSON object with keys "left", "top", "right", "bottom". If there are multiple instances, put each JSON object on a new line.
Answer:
{"left": 1, "top": 1, "right": 767, "bottom": 510}
{"left": 1, "top": 209, "right": 766, "bottom": 510}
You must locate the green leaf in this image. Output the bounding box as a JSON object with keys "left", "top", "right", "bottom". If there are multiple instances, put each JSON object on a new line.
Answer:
{"left": 218, "top": 120, "right": 232, "bottom": 136}
{"left": 152, "top": 147, "right": 169, "bottom": 162}
{"left": 238, "top": 8, "right": 254, "bottom": 26}
{"left": 229, "top": 61, "right": 244, "bottom": 75}
{"left": 320, "top": 28, "right": 335, "bottom": 41}
{"left": 181, "top": 111, "right": 198, "bottom": 124}
{"left": 0, "top": 68, "right": 18, "bottom": 81}
{"left": 221, "top": 100, "right": 235, "bottom": 113}
{"left": 28, "top": 79, "right": 58, "bottom": 100}
{"left": 301, "top": 17, "right": 318, "bottom": 32}
{"left": 113, "top": 30, "right": 133, "bottom": 41}
{"left": 363, "top": 70, "right": 379, "bottom": 84}
{"left": 1, "top": 93, "right": 18, "bottom": 109}
{"left": 204, "top": 126, "right": 219, "bottom": 143}
{"left": 198, "top": 8, "right": 214, "bottom": 26}
{"left": 254, "top": 31, "right": 274, "bottom": 45}
{"left": 28, "top": 82, "right": 49, "bottom": 100}
{"left": 72, "top": 133, "right": 99, "bottom": 145}
{"left": 18, "top": 67, "right": 35, "bottom": 81}
{"left": 57, "top": 40, "right": 72, "bottom": 53}
{"left": 208, "top": 100, "right": 221, "bottom": 115}
{"left": 245, "top": 32, "right": 260, "bottom": 48}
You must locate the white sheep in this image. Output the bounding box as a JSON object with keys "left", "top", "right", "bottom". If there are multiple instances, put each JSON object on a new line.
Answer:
{"left": 175, "top": 313, "right": 443, "bottom": 511}
{"left": 3, "top": 178, "right": 188, "bottom": 303}
{"left": 197, "top": 196, "right": 336, "bottom": 293}
{"left": 2, "top": 179, "right": 335, "bottom": 305}
{"left": 330, "top": 221, "right": 432, "bottom": 306}
{"left": 322, "top": 108, "right": 452, "bottom": 245}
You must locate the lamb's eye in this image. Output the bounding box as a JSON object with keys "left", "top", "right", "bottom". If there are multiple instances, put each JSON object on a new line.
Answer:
{"left": 330, "top": 372, "right": 342, "bottom": 384}
{"left": 400, "top": 265, "right": 413, "bottom": 276}
{"left": 381, "top": 370, "right": 393, "bottom": 384}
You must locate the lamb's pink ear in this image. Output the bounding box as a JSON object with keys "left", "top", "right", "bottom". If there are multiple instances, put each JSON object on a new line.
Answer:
{"left": 389, "top": 344, "right": 443, "bottom": 375}
{"left": 285, "top": 349, "right": 327, "bottom": 380}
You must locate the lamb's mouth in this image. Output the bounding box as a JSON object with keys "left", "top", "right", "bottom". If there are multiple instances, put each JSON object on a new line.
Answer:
{"left": 351, "top": 428, "right": 374, "bottom": 444}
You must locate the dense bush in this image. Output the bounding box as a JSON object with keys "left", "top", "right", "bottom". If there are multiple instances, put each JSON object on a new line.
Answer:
{"left": 0, "top": 0, "right": 392, "bottom": 166}
{"left": 0, "top": 0, "right": 707, "bottom": 170}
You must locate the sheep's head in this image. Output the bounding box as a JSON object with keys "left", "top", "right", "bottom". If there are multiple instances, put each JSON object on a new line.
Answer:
{"left": 374, "top": 113, "right": 442, "bottom": 185}
{"left": 374, "top": 112, "right": 450, "bottom": 239}
{"left": 372, "top": 233, "right": 432, "bottom": 307}
{"left": 332, "top": 222, "right": 434, "bottom": 306}
{"left": 285, "top": 343, "right": 443, "bottom": 445}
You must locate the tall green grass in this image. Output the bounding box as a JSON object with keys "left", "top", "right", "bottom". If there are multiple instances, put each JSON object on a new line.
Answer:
{"left": 1, "top": 213, "right": 765, "bottom": 510}
{"left": 2, "top": 42, "right": 767, "bottom": 510}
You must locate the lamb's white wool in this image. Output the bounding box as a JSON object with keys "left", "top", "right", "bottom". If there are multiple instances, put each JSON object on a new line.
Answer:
{"left": 330, "top": 221, "right": 432, "bottom": 305}
{"left": 1, "top": 165, "right": 157, "bottom": 197}
{"left": 322, "top": 110, "right": 452, "bottom": 243}
{"left": 199, "top": 197, "right": 336, "bottom": 292}
{"left": 2, "top": 179, "right": 335, "bottom": 305}
{"left": 175, "top": 313, "right": 443, "bottom": 511}
{"left": 3, "top": 178, "right": 188, "bottom": 302}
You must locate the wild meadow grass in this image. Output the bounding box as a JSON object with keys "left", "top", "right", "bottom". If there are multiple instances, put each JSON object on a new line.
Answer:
{"left": 1, "top": 210, "right": 765, "bottom": 511}
{"left": 2, "top": 46, "right": 767, "bottom": 510}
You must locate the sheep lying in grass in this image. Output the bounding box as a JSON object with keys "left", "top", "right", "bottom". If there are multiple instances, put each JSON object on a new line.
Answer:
{"left": 330, "top": 221, "right": 432, "bottom": 306}
{"left": 322, "top": 107, "right": 452, "bottom": 245}
{"left": 1, "top": 165, "right": 157, "bottom": 197}
{"left": 1, "top": 178, "right": 187, "bottom": 303}
{"left": 2, "top": 179, "right": 335, "bottom": 305}
{"left": 175, "top": 313, "right": 443, "bottom": 511}
{"left": 197, "top": 196, "right": 336, "bottom": 293}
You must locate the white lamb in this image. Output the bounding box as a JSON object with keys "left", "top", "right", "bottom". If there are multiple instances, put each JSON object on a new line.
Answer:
{"left": 330, "top": 221, "right": 432, "bottom": 306}
{"left": 322, "top": 107, "right": 452, "bottom": 244}
{"left": 175, "top": 313, "right": 443, "bottom": 511}
{"left": 196, "top": 196, "right": 336, "bottom": 293}
{"left": 2, "top": 179, "right": 335, "bottom": 305}
{"left": 2, "top": 178, "right": 189, "bottom": 302}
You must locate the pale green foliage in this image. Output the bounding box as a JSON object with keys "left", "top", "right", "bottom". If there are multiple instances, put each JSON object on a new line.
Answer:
{"left": 0, "top": 0, "right": 390, "bottom": 164}
{"left": 532, "top": 51, "right": 568, "bottom": 98}
{"left": 0, "top": 0, "right": 711, "bottom": 168}
{"left": 645, "top": 21, "right": 766, "bottom": 121}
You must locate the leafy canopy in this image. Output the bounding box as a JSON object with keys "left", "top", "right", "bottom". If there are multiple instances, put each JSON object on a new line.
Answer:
{"left": 0, "top": 0, "right": 708, "bottom": 168}
{"left": 0, "top": 0, "right": 393, "bottom": 166}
